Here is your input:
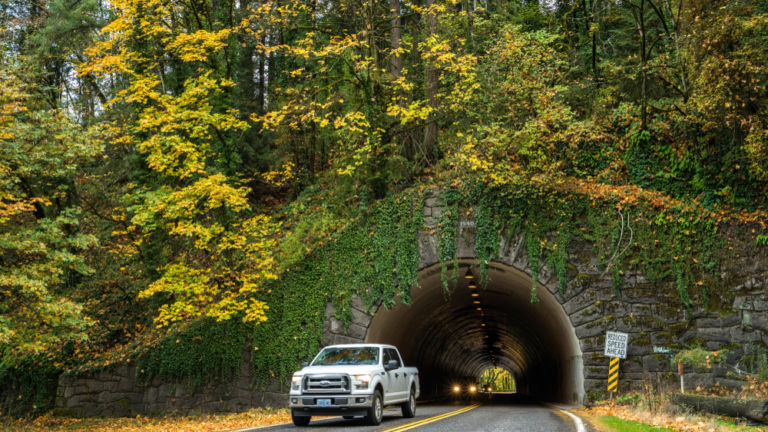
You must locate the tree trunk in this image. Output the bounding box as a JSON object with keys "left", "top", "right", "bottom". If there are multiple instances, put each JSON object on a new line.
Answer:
{"left": 423, "top": 0, "right": 438, "bottom": 165}
{"left": 236, "top": 0, "right": 256, "bottom": 111}
{"left": 389, "top": 0, "right": 402, "bottom": 78}
{"left": 669, "top": 394, "right": 768, "bottom": 424}
{"left": 258, "top": 34, "right": 266, "bottom": 113}
{"left": 631, "top": 0, "right": 648, "bottom": 130}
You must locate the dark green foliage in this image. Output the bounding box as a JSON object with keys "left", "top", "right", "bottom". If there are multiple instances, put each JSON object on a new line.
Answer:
{"left": 430, "top": 182, "right": 725, "bottom": 309}
{"left": 474, "top": 190, "right": 504, "bottom": 284}
{"left": 0, "top": 353, "right": 59, "bottom": 417}
{"left": 249, "top": 192, "right": 424, "bottom": 385}
{"left": 135, "top": 319, "right": 250, "bottom": 386}
{"left": 437, "top": 189, "right": 461, "bottom": 292}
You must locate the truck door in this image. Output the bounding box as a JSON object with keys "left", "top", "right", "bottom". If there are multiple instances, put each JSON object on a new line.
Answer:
{"left": 384, "top": 348, "right": 407, "bottom": 402}
{"left": 379, "top": 348, "right": 395, "bottom": 404}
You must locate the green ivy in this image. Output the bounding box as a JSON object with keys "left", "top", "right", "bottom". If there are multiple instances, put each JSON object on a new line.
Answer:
{"left": 437, "top": 188, "right": 460, "bottom": 292}
{"left": 249, "top": 191, "right": 425, "bottom": 386}
{"left": 474, "top": 189, "right": 504, "bottom": 284}
{"left": 430, "top": 181, "right": 725, "bottom": 311}
{"left": 524, "top": 223, "right": 542, "bottom": 303}
{"left": 135, "top": 318, "right": 250, "bottom": 386}
{"left": 0, "top": 352, "right": 59, "bottom": 417}
{"left": 124, "top": 178, "right": 728, "bottom": 391}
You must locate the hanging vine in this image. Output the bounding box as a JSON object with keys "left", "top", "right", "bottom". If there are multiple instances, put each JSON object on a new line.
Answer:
{"left": 437, "top": 188, "right": 461, "bottom": 293}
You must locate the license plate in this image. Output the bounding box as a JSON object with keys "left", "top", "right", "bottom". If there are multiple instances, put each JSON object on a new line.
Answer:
{"left": 317, "top": 399, "right": 332, "bottom": 407}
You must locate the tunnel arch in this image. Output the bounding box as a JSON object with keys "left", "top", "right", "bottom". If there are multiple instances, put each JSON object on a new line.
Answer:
{"left": 366, "top": 259, "right": 584, "bottom": 404}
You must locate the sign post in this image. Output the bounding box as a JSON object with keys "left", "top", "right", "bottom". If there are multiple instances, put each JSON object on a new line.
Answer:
{"left": 678, "top": 361, "right": 685, "bottom": 393}
{"left": 604, "top": 331, "right": 629, "bottom": 399}
{"left": 608, "top": 357, "right": 620, "bottom": 394}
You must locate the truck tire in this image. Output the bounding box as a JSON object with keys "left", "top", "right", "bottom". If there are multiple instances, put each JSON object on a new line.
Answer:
{"left": 366, "top": 390, "right": 384, "bottom": 425}
{"left": 401, "top": 388, "right": 416, "bottom": 418}
{"left": 291, "top": 409, "right": 310, "bottom": 426}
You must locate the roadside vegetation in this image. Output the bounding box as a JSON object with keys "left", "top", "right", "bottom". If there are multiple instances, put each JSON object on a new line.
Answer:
{"left": 586, "top": 400, "right": 767, "bottom": 432}
{"left": 596, "top": 416, "right": 677, "bottom": 432}
{"left": 0, "top": 408, "right": 289, "bottom": 432}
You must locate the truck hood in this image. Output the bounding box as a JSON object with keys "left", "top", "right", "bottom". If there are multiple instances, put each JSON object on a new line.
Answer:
{"left": 297, "top": 365, "right": 380, "bottom": 376}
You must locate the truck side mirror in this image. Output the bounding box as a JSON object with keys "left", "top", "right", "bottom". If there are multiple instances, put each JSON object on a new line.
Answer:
{"left": 385, "top": 359, "right": 398, "bottom": 371}
{"left": 302, "top": 362, "right": 309, "bottom": 367}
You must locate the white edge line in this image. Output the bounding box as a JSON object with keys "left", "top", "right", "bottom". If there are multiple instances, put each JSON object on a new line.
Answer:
{"left": 545, "top": 404, "right": 586, "bottom": 432}
{"left": 558, "top": 409, "right": 586, "bottom": 432}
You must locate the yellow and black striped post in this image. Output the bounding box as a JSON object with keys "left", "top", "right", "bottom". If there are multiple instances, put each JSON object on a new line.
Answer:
{"left": 608, "top": 357, "right": 620, "bottom": 394}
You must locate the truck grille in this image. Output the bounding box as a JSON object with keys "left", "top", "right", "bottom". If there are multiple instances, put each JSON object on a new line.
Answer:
{"left": 302, "top": 374, "right": 351, "bottom": 394}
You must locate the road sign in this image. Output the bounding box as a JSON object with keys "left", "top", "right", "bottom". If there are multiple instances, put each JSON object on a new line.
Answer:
{"left": 607, "top": 357, "right": 619, "bottom": 393}
{"left": 604, "top": 331, "right": 629, "bottom": 359}
{"left": 653, "top": 346, "right": 671, "bottom": 354}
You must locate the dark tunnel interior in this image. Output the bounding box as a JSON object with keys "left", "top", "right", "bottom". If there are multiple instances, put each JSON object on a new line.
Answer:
{"left": 366, "top": 261, "right": 584, "bottom": 404}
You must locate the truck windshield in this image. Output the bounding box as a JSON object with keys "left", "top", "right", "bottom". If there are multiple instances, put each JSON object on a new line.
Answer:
{"left": 312, "top": 347, "right": 379, "bottom": 366}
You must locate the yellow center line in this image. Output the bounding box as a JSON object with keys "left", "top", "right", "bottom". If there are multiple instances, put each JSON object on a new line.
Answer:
{"left": 381, "top": 403, "right": 482, "bottom": 432}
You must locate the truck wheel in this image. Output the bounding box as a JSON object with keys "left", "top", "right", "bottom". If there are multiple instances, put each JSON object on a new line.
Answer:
{"left": 366, "top": 390, "right": 383, "bottom": 425}
{"left": 291, "top": 409, "right": 310, "bottom": 426}
{"left": 401, "top": 389, "right": 416, "bottom": 418}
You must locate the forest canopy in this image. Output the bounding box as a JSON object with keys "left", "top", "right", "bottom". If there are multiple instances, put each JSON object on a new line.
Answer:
{"left": 0, "top": 0, "right": 767, "bottom": 415}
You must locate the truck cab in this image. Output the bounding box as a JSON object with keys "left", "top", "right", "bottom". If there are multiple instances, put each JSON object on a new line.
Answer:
{"left": 289, "top": 344, "right": 420, "bottom": 426}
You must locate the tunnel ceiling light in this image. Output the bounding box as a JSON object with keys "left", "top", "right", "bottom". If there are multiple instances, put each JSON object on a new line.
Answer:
{"left": 468, "top": 281, "right": 478, "bottom": 289}
{"left": 481, "top": 323, "right": 486, "bottom": 327}
{"left": 473, "top": 300, "right": 481, "bottom": 304}
{"left": 464, "top": 268, "right": 475, "bottom": 279}
{"left": 471, "top": 292, "right": 479, "bottom": 297}
{"left": 476, "top": 307, "right": 482, "bottom": 311}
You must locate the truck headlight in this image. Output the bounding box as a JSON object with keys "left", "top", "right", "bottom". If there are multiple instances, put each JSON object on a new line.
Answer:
{"left": 291, "top": 375, "right": 302, "bottom": 391}
{"left": 352, "top": 374, "right": 371, "bottom": 389}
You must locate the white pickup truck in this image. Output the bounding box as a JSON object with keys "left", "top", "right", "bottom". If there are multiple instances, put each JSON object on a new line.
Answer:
{"left": 289, "top": 343, "right": 420, "bottom": 426}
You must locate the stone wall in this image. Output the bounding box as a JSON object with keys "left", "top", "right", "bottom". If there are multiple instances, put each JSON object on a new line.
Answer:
{"left": 54, "top": 347, "right": 285, "bottom": 417}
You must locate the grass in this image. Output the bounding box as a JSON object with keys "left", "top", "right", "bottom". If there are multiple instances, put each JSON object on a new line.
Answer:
{"left": 598, "top": 416, "right": 678, "bottom": 432}
{"left": 585, "top": 397, "right": 768, "bottom": 432}
{"left": 596, "top": 414, "right": 767, "bottom": 432}
{"left": 712, "top": 418, "right": 768, "bottom": 432}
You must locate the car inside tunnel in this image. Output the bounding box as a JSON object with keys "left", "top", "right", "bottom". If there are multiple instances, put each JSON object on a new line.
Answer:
{"left": 366, "top": 260, "right": 584, "bottom": 404}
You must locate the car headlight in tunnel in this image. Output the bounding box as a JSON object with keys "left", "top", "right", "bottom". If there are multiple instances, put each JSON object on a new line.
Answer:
{"left": 453, "top": 385, "right": 461, "bottom": 393}
{"left": 469, "top": 385, "right": 477, "bottom": 393}
{"left": 352, "top": 374, "right": 372, "bottom": 389}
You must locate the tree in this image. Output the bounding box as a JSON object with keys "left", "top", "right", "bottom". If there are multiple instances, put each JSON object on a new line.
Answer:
{"left": 0, "top": 64, "right": 100, "bottom": 355}
{"left": 254, "top": 0, "right": 479, "bottom": 196}
{"left": 82, "top": 0, "right": 279, "bottom": 327}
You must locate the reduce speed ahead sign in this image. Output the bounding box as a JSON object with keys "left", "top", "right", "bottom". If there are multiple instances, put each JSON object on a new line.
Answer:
{"left": 604, "top": 331, "right": 628, "bottom": 359}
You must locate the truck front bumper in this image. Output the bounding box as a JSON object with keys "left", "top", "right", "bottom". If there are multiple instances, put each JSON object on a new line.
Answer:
{"left": 289, "top": 394, "right": 373, "bottom": 416}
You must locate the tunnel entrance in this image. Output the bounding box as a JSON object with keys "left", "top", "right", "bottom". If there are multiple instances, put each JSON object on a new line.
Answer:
{"left": 479, "top": 367, "right": 517, "bottom": 393}
{"left": 366, "top": 260, "right": 584, "bottom": 404}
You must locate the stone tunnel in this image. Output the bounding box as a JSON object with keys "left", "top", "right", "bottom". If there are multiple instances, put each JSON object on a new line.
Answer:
{"left": 366, "top": 260, "right": 583, "bottom": 403}
{"left": 320, "top": 195, "right": 768, "bottom": 406}
{"left": 320, "top": 202, "right": 593, "bottom": 405}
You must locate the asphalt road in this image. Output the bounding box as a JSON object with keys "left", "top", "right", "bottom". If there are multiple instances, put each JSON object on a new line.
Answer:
{"left": 241, "top": 394, "right": 583, "bottom": 432}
